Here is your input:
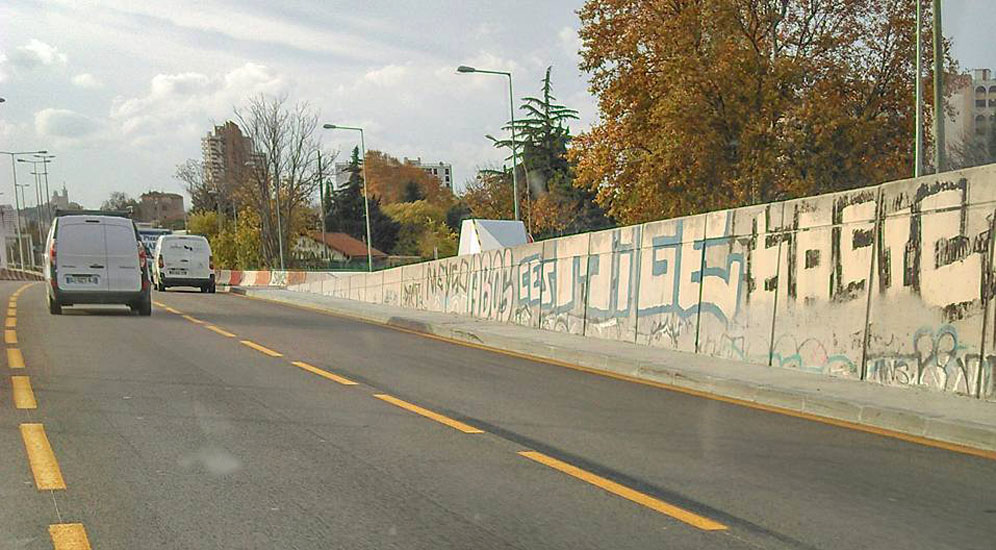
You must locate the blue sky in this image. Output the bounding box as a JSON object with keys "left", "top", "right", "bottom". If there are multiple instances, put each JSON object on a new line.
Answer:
{"left": 0, "top": 1, "right": 994, "bottom": 208}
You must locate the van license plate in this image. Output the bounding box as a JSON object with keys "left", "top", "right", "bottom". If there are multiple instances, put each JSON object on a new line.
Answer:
{"left": 169, "top": 268, "right": 187, "bottom": 275}
{"left": 66, "top": 275, "right": 98, "bottom": 285}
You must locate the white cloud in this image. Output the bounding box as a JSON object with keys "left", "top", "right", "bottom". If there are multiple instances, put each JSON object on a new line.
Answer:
{"left": 35, "top": 108, "right": 102, "bottom": 139}
{"left": 363, "top": 64, "right": 409, "bottom": 87}
{"left": 71, "top": 73, "right": 103, "bottom": 89}
{"left": 110, "top": 63, "right": 289, "bottom": 145}
{"left": 9, "top": 39, "right": 68, "bottom": 70}
{"left": 558, "top": 27, "right": 581, "bottom": 54}
{"left": 47, "top": 0, "right": 407, "bottom": 62}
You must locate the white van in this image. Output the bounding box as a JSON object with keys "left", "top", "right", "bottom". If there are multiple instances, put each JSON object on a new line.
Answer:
{"left": 152, "top": 235, "right": 215, "bottom": 293}
{"left": 45, "top": 214, "right": 152, "bottom": 315}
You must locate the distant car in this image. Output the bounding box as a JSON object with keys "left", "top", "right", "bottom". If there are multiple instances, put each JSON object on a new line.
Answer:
{"left": 152, "top": 234, "right": 215, "bottom": 293}
{"left": 45, "top": 214, "right": 152, "bottom": 315}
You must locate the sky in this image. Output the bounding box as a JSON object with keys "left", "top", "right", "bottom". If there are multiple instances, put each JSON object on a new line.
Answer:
{"left": 0, "top": 0, "right": 994, "bottom": 209}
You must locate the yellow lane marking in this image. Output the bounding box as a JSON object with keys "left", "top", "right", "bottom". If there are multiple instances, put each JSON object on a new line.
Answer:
{"left": 19, "top": 423, "right": 66, "bottom": 490}
{"left": 12, "top": 376, "right": 37, "bottom": 409}
{"left": 164, "top": 306, "right": 182, "bottom": 314}
{"left": 518, "top": 451, "right": 727, "bottom": 531}
{"left": 236, "top": 293, "right": 996, "bottom": 460}
{"left": 291, "top": 361, "right": 358, "bottom": 386}
{"left": 5, "top": 329, "right": 17, "bottom": 345}
{"left": 152, "top": 300, "right": 166, "bottom": 307}
{"left": 239, "top": 340, "right": 283, "bottom": 357}
{"left": 49, "top": 523, "right": 92, "bottom": 549}
{"left": 5, "top": 316, "right": 16, "bottom": 328}
{"left": 7, "top": 307, "right": 16, "bottom": 316}
{"left": 206, "top": 325, "right": 236, "bottom": 338}
{"left": 182, "top": 314, "right": 205, "bottom": 324}
{"left": 373, "top": 394, "right": 483, "bottom": 434}
{"left": 7, "top": 348, "right": 25, "bottom": 369}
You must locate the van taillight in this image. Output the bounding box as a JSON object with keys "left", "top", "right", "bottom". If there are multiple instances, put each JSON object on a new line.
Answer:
{"left": 158, "top": 255, "right": 164, "bottom": 268}
{"left": 49, "top": 241, "right": 56, "bottom": 263}
{"left": 209, "top": 255, "right": 214, "bottom": 270}
{"left": 138, "top": 242, "right": 147, "bottom": 269}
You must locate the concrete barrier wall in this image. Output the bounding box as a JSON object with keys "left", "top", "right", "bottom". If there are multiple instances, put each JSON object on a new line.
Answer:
{"left": 225, "top": 165, "right": 996, "bottom": 401}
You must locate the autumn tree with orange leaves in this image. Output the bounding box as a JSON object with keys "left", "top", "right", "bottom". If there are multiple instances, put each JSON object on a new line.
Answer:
{"left": 572, "top": 0, "right": 946, "bottom": 225}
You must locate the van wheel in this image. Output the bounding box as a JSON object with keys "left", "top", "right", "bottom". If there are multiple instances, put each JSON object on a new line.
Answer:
{"left": 208, "top": 283, "right": 216, "bottom": 294}
{"left": 135, "top": 294, "right": 152, "bottom": 316}
{"left": 48, "top": 296, "right": 62, "bottom": 315}
{"left": 200, "top": 285, "right": 209, "bottom": 293}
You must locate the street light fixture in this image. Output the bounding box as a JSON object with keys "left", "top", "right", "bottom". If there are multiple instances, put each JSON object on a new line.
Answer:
{"left": 1, "top": 149, "right": 48, "bottom": 268}
{"left": 455, "top": 64, "right": 521, "bottom": 221}
{"left": 17, "top": 158, "right": 52, "bottom": 237}
{"left": 35, "top": 154, "right": 55, "bottom": 223}
{"left": 322, "top": 123, "right": 374, "bottom": 272}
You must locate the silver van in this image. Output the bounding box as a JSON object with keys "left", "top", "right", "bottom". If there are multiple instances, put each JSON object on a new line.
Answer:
{"left": 44, "top": 214, "right": 152, "bottom": 315}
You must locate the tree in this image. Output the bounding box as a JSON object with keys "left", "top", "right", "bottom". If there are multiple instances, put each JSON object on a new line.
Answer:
{"left": 402, "top": 180, "right": 424, "bottom": 202}
{"left": 364, "top": 150, "right": 455, "bottom": 206}
{"left": 101, "top": 191, "right": 138, "bottom": 212}
{"left": 462, "top": 167, "right": 519, "bottom": 221}
{"left": 174, "top": 159, "right": 213, "bottom": 213}
{"left": 572, "top": 0, "right": 952, "bottom": 225}
{"left": 326, "top": 147, "right": 400, "bottom": 253}
{"left": 383, "top": 200, "right": 458, "bottom": 259}
{"left": 489, "top": 67, "right": 611, "bottom": 238}
{"left": 234, "top": 93, "right": 333, "bottom": 267}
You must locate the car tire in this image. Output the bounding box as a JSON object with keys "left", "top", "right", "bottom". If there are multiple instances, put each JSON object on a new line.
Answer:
{"left": 208, "top": 283, "right": 216, "bottom": 294}
{"left": 48, "top": 295, "right": 62, "bottom": 315}
{"left": 137, "top": 295, "right": 152, "bottom": 316}
{"left": 200, "top": 285, "right": 209, "bottom": 293}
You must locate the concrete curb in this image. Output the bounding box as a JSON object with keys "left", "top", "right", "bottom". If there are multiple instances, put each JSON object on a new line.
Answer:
{"left": 232, "top": 287, "right": 996, "bottom": 456}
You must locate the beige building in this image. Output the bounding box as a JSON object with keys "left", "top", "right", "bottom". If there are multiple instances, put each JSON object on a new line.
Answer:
{"left": 293, "top": 231, "right": 386, "bottom": 263}
{"left": 944, "top": 68, "right": 996, "bottom": 153}
{"left": 137, "top": 191, "right": 185, "bottom": 225}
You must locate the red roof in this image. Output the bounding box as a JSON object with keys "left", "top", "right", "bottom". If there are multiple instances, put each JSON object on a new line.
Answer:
{"left": 307, "top": 231, "right": 387, "bottom": 258}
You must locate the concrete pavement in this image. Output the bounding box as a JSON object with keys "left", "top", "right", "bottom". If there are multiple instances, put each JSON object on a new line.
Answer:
{"left": 1, "top": 280, "right": 994, "bottom": 549}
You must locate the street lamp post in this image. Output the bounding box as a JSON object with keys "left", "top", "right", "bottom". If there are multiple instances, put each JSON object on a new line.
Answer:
{"left": 456, "top": 65, "right": 521, "bottom": 221}
{"left": 18, "top": 158, "right": 53, "bottom": 239}
{"left": 932, "top": 0, "right": 945, "bottom": 174}
{"left": 15, "top": 183, "right": 34, "bottom": 269}
{"left": 35, "top": 154, "right": 55, "bottom": 223}
{"left": 322, "top": 123, "right": 374, "bottom": 272}
{"left": 1, "top": 149, "right": 47, "bottom": 268}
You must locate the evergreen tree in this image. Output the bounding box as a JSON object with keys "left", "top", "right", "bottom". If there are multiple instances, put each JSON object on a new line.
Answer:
{"left": 489, "top": 67, "right": 612, "bottom": 238}
{"left": 402, "top": 180, "right": 424, "bottom": 202}
{"left": 326, "top": 146, "right": 399, "bottom": 254}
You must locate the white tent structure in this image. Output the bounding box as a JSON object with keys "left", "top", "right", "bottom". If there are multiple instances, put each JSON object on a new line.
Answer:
{"left": 458, "top": 219, "right": 528, "bottom": 256}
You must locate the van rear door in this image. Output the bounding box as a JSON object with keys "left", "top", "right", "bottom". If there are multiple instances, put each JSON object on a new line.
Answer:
{"left": 105, "top": 222, "right": 142, "bottom": 292}
{"left": 162, "top": 237, "right": 209, "bottom": 279}
{"left": 56, "top": 218, "right": 109, "bottom": 291}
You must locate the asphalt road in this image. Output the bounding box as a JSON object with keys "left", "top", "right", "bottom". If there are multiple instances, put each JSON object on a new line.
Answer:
{"left": 1, "top": 279, "right": 994, "bottom": 549}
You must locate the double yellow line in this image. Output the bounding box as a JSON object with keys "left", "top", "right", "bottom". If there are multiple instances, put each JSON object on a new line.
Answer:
{"left": 6, "top": 284, "right": 93, "bottom": 549}
{"left": 163, "top": 298, "right": 728, "bottom": 532}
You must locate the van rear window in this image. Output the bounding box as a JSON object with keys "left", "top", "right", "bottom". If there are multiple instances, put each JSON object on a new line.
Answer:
{"left": 164, "top": 239, "right": 207, "bottom": 252}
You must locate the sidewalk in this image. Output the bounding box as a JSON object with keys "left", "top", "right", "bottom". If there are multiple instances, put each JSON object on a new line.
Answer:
{"left": 234, "top": 287, "right": 996, "bottom": 456}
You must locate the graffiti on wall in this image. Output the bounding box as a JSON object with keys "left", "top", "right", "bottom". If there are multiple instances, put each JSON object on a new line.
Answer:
{"left": 317, "top": 169, "right": 996, "bottom": 400}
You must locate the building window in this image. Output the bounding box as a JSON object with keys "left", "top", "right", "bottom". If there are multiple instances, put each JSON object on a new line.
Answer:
{"left": 977, "top": 99, "right": 988, "bottom": 108}
{"left": 977, "top": 86, "right": 988, "bottom": 96}
{"left": 990, "top": 85, "right": 996, "bottom": 95}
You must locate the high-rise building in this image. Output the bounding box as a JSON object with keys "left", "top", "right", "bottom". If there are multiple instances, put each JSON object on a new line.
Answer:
{"left": 404, "top": 157, "right": 453, "bottom": 190}
{"left": 333, "top": 156, "right": 454, "bottom": 190}
{"left": 944, "top": 68, "right": 996, "bottom": 153}
{"left": 201, "top": 121, "right": 255, "bottom": 196}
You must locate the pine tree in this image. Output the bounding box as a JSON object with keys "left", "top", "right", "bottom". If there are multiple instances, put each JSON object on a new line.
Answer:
{"left": 326, "top": 147, "right": 399, "bottom": 254}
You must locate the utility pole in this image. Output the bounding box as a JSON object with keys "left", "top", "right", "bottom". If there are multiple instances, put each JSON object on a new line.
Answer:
{"left": 914, "top": 0, "right": 924, "bottom": 177}
{"left": 932, "top": 0, "right": 945, "bottom": 173}
{"left": 317, "top": 150, "right": 328, "bottom": 266}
